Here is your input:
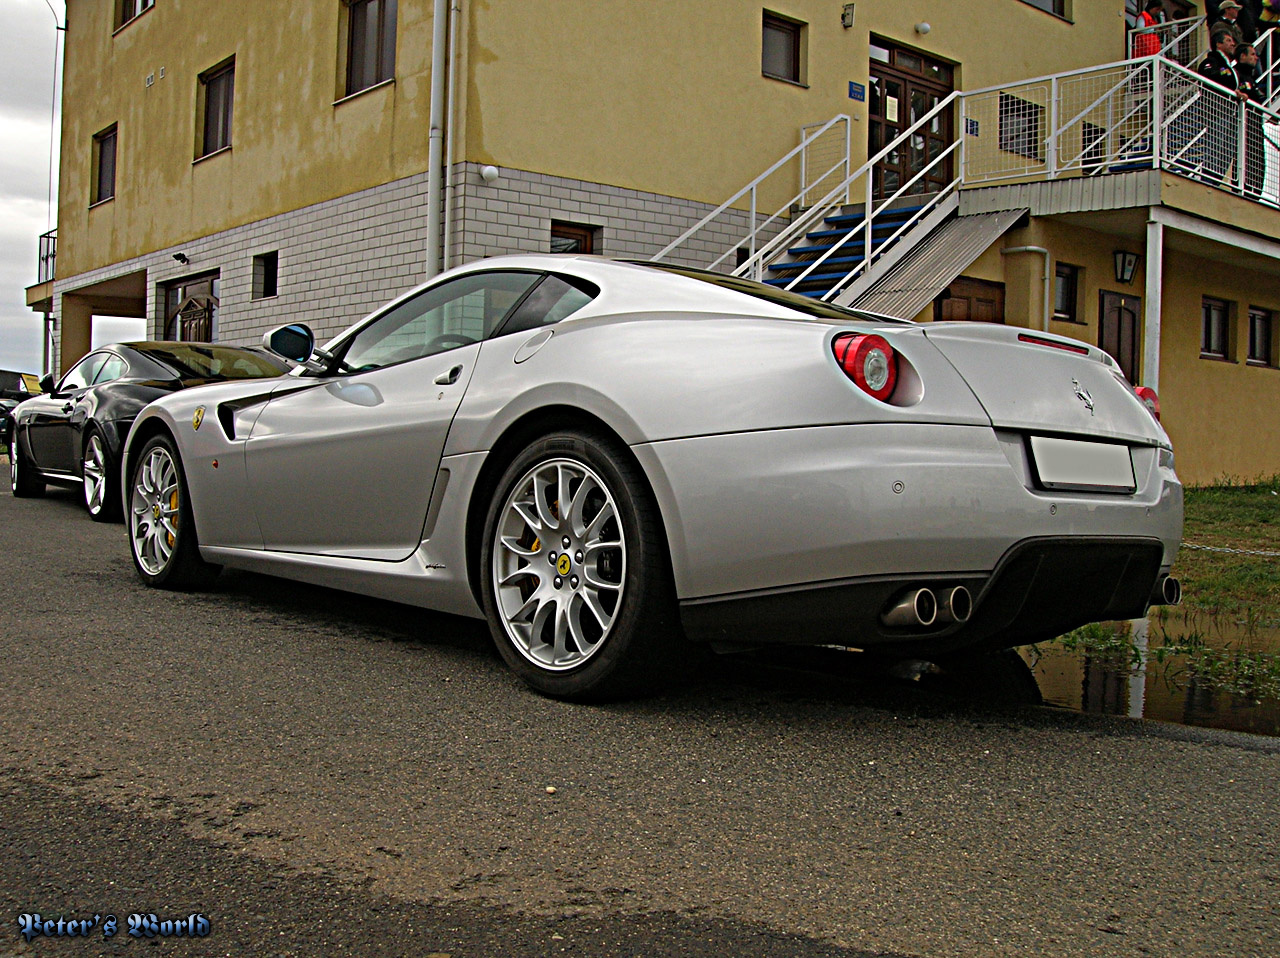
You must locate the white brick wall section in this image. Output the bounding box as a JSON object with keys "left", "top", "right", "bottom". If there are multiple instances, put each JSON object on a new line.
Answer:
{"left": 50, "top": 163, "right": 788, "bottom": 370}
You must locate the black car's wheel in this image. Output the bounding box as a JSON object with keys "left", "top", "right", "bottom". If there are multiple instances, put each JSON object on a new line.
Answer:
{"left": 480, "top": 430, "right": 683, "bottom": 700}
{"left": 127, "top": 434, "right": 220, "bottom": 589}
{"left": 9, "top": 436, "right": 45, "bottom": 498}
{"left": 82, "top": 429, "right": 121, "bottom": 522}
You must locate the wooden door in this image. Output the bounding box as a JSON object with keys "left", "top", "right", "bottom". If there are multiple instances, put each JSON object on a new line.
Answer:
{"left": 934, "top": 276, "right": 1006, "bottom": 323}
{"left": 869, "top": 39, "right": 955, "bottom": 201}
{"left": 1100, "top": 290, "right": 1141, "bottom": 382}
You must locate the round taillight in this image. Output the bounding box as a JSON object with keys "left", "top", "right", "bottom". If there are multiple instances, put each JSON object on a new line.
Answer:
{"left": 833, "top": 333, "right": 898, "bottom": 402}
{"left": 1134, "top": 385, "right": 1161, "bottom": 422}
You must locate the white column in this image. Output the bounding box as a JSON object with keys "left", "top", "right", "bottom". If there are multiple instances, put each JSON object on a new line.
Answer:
{"left": 1143, "top": 216, "right": 1164, "bottom": 391}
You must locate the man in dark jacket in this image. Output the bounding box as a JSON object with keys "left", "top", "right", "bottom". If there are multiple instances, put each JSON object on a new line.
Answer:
{"left": 1198, "top": 29, "right": 1242, "bottom": 182}
{"left": 1236, "top": 42, "right": 1268, "bottom": 196}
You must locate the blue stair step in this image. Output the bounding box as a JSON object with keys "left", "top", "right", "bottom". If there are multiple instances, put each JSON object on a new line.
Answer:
{"left": 822, "top": 203, "right": 928, "bottom": 228}
{"left": 768, "top": 254, "right": 866, "bottom": 274}
{"left": 764, "top": 270, "right": 858, "bottom": 288}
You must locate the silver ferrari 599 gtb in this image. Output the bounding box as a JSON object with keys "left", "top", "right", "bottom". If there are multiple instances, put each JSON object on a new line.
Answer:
{"left": 120, "top": 255, "right": 1183, "bottom": 699}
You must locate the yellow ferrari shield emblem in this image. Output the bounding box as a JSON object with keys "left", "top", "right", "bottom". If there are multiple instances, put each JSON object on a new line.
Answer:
{"left": 192, "top": 406, "right": 205, "bottom": 431}
{"left": 557, "top": 554, "right": 572, "bottom": 576}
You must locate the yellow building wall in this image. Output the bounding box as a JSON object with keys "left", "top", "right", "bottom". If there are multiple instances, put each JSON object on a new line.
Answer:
{"left": 1158, "top": 249, "right": 1280, "bottom": 485}
{"left": 59, "top": 0, "right": 441, "bottom": 279}
{"left": 59, "top": 0, "right": 1126, "bottom": 281}
{"left": 463, "top": 0, "right": 1124, "bottom": 213}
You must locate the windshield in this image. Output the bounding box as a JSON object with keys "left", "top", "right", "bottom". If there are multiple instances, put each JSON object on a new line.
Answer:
{"left": 135, "top": 344, "right": 288, "bottom": 381}
{"left": 640, "top": 263, "right": 906, "bottom": 323}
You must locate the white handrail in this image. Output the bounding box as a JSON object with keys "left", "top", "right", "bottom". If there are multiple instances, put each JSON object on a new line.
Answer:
{"left": 649, "top": 114, "right": 850, "bottom": 264}
{"left": 735, "top": 92, "right": 961, "bottom": 280}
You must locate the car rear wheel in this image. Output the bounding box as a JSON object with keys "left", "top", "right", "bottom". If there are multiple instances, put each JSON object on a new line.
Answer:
{"left": 9, "top": 437, "right": 45, "bottom": 498}
{"left": 82, "top": 430, "right": 120, "bottom": 522}
{"left": 480, "top": 430, "right": 683, "bottom": 700}
{"left": 128, "top": 435, "right": 220, "bottom": 589}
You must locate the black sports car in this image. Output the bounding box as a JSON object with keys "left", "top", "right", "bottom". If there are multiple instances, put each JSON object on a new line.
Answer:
{"left": 8, "top": 342, "right": 288, "bottom": 521}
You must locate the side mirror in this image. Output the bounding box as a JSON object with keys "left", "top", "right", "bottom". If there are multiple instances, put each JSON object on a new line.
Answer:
{"left": 39, "top": 374, "right": 55, "bottom": 395}
{"left": 263, "top": 324, "right": 315, "bottom": 363}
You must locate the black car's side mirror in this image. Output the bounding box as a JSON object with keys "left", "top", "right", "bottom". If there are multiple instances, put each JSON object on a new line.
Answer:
{"left": 39, "top": 374, "right": 55, "bottom": 395}
{"left": 263, "top": 324, "right": 315, "bottom": 363}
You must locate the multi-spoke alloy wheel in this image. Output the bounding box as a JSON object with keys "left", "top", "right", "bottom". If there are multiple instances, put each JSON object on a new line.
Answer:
{"left": 82, "top": 431, "right": 118, "bottom": 521}
{"left": 131, "top": 444, "right": 181, "bottom": 575}
{"left": 493, "top": 457, "right": 626, "bottom": 671}
{"left": 480, "top": 431, "right": 682, "bottom": 700}
{"left": 127, "top": 435, "right": 219, "bottom": 589}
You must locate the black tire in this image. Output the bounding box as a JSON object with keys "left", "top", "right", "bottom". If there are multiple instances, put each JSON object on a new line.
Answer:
{"left": 9, "top": 436, "right": 45, "bottom": 498}
{"left": 479, "top": 430, "right": 683, "bottom": 701}
{"left": 126, "top": 434, "right": 220, "bottom": 590}
{"left": 82, "top": 428, "right": 121, "bottom": 523}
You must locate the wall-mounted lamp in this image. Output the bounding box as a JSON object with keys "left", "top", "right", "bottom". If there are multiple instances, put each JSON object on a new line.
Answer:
{"left": 841, "top": 3, "right": 856, "bottom": 29}
{"left": 173, "top": 252, "right": 190, "bottom": 265}
{"left": 1113, "top": 250, "right": 1139, "bottom": 284}
{"left": 915, "top": 22, "right": 931, "bottom": 34}
{"left": 480, "top": 165, "right": 500, "bottom": 184}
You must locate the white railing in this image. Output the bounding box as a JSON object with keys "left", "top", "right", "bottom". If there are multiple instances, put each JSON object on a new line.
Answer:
{"left": 736, "top": 93, "right": 962, "bottom": 302}
{"left": 962, "top": 56, "right": 1280, "bottom": 206}
{"left": 649, "top": 115, "right": 850, "bottom": 271}
{"left": 1127, "top": 15, "right": 1205, "bottom": 66}
{"left": 656, "top": 51, "right": 1280, "bottom": 293}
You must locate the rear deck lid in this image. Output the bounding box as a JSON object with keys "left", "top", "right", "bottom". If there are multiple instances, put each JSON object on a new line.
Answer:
{"left": 923, "top": 324, "right": 1164, "bottom": 446}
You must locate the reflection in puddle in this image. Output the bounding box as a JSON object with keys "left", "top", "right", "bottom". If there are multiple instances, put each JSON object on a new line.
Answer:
{"left": 1023, "top": 612, "right": 1280, "bottom": 738}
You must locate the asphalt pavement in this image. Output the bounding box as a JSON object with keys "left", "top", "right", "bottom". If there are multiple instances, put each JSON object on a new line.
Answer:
{"left": 1, "top": 484, "right": 1278, "bottom": 957}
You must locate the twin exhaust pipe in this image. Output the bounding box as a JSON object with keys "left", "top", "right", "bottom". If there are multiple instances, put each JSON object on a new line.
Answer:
{"left": 1151, "top": 575, "right": 1182, "bottom": 607}
{"left": 881, "top": 585, "right": 972, "bottom": 629}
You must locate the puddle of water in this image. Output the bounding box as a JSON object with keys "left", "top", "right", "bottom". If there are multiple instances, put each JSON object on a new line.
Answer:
{"left": 1022, "top": 612, "right": 1280, "bottom": 738}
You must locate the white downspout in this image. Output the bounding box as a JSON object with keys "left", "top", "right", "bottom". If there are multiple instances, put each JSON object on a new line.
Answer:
{"left": 1001, "top": 246, "right": 1052, "bottom": 331}
{"left": 425, "top": 0, "right": 449, "bottom": 279}
{"left": 1143, "top": 217, "right": 1164, "bottom": 391}
{"left": 441, "top": 0, "right": 461, "bottom": 272}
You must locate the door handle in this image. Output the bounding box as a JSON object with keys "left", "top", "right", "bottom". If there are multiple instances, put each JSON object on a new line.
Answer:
{"left": 434, "top": 365, "right": 463, "bottom": 386}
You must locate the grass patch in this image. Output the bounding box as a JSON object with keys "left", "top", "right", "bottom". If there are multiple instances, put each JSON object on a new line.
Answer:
{"left": 1173, "top": 474, "right": 1280, "bottom": 626}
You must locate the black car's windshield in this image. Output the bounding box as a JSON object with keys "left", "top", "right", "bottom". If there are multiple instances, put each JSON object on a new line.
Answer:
{"left": 639, "top": 263, "right": 907, "bottom": 323}
{"left": 135, "top": 344, "right": 288, "bottom": 381}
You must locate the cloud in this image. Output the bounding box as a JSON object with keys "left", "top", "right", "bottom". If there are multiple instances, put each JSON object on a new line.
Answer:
{"left": 0, "top": 1, "right": 62, "bottom": 124}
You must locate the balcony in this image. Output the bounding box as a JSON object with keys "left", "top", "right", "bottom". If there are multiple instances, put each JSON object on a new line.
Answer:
{"left": 37, "top": 229, "right": 56, "bottom": 284}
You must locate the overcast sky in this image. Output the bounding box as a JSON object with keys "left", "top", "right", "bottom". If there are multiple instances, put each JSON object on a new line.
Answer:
{"left": 0, "top": 0, "right": 64, "bottom": 374}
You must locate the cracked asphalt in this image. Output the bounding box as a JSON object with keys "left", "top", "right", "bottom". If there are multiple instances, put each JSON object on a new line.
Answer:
{"left": 1, "top": 484, "right": 1278, "bottom": 957}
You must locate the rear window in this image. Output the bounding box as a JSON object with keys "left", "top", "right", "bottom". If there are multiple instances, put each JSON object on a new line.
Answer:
{"left": 138, "top": 345, "right": 288, "bottom": 381}
{"left": 640, "top": 263, "right": 904, "bottom": 323}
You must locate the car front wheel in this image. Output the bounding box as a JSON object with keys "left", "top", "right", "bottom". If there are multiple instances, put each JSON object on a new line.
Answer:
{"left": 10, "top": 436, "right": 45, "bottom": 498}
{"left": 127, "top": 434, "right": 220, "bottom": 589}
{"left": 480, "top": 430, "right": 683, "bottom": 700}
{"left": 83, "top": 430, "right": 120, "bottom": 522}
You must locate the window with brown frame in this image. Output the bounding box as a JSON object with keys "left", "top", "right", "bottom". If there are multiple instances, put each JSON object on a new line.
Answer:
{"left": 1054, "top": 263, "right": 1081, "bottom": 323}
{"left": 92, "top": 125, "right": 118, "bottom": 205}
{"left": 346, "top": 0, "right": 398, "bottom": 96}
{"left": 550, "top": 222, "right": 597, "bottom": 255}
{"left": 1202, "top": 296, "right": 1231, "bottom": 359}
{"left": 762, "top": 11, "right": 805, "bottom": 84}
{"left": 198, "top": 59, "right": 235, "bottom": 158}
{"left": 1248, "top": 307, "right": 1274, "bottom": 366}
{"left": 1021, "top": 0, "right": 1069, "bottom": 18}
{"left": 116, "top": 0, "right": 154, "bottom": 30}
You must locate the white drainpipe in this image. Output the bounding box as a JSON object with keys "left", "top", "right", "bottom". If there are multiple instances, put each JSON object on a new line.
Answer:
{"left": 441, "top": 0, "right": 461, "bottom": 272}
{"left": 1001, "top": 246, "right": 1052, "bottom": 331}
{"left": 425, "top": 0, "right": 449, "bottom": 279}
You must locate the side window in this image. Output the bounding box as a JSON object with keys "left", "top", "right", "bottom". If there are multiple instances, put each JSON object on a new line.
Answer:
{"left": 59, "top": 354, "right": 108, "bottom": 392}
{"left": 338, "top": 271, "right": 541, "bottom": 373}
{"left": 496, "top": 274, "right": 599, "bottom": 337}
{"left": 92, "top": 355, "right": 129, "bottom": 384}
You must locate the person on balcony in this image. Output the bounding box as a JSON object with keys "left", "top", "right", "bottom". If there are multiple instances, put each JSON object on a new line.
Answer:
{"left": 1198, "top": 28, "right": 1242, "bottom": 183}
{"left": 1212, "top": 1, "right": 1257, "bottom": 43}
{"left": 1235, "top": 43, "right": 1268, "bottom": 196}
{"left": 1134, "top": 1, "right": 1165, "bottom": 56}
